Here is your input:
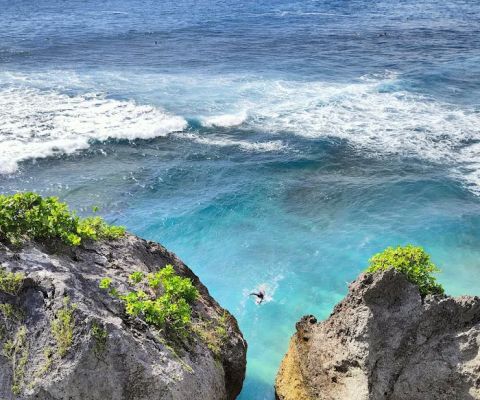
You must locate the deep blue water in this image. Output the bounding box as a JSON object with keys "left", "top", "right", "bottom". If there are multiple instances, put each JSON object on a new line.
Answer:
{"left": 1, "top": 1, "right": 480, "bottom": 398}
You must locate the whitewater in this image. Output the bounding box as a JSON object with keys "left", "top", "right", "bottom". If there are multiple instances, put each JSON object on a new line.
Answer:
{"left": 2, "top": 72, "right": 479, "bottom": 193}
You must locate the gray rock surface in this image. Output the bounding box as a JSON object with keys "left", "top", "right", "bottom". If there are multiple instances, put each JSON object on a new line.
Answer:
{"left": 275, "top": 269, "right": 480, "bottom": 400}
{"left": 0, "top": 234, "right": 247, "bottom": 400}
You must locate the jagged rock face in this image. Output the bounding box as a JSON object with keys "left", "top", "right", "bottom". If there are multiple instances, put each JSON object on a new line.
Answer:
{"left": 0, "top": 234, "right": 247, "bottom": 400}
{"left": 275, "top": 269, "right": 480, "bottom": 400}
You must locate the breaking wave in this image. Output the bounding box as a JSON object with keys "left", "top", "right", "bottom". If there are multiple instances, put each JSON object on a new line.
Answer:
{"left": 0, "top": 87, "right": 187, "bottom": 173}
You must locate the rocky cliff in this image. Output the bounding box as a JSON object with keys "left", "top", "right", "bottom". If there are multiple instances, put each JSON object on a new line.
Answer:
{"left": 0, "top": 234, "right": 247, "bottom": 400}
{"left": 275, "top": 269, "right": 480, "bottom": 400}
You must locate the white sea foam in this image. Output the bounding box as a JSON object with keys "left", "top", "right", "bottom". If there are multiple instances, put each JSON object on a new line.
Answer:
{"left": 0, "top": 87, "right": 187, "bottom": 173}
{"left": 456, "top": 143, "right": 480, "bottom": 195}
{"left": 216, "top": 76, "right": 480, "bottom": 194}
{"left": 242, "top": 274, "right": 284, "bottom": 306}
{"left": 187, "top": 71, "right": 479, "bottom": 193}
{"left": 199, "top": 111, "right": 248, "bottom": 128}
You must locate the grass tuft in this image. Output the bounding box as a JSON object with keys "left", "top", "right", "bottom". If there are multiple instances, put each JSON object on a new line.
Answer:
{"left": 51, "top": 297, "right": 76, "bottom": 357}
{"left": 2, "top": 325, "right": 29, "bottom": 395}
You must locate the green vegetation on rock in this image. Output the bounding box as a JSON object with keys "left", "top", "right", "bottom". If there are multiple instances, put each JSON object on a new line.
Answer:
{"left": 0, "top": 268, "right": 25, "bottom": 295}
{"left": 100, "top": 265, "right": 198, "bottom": 335}
{"left": 2, "top": 325, "right": 29, "bottom": 395}
{"left": 0, "top": 303, "right": 23, "bottom": 321}
{"left": 366, "top": 244, "right": 444, "bottom": 296}
{"left": 34, "top": 347, "right": 54, "bottom": 378}
{"left": 51, "top": 297, "right": 76, "bottom": 357}
{"left": 192, "top": 311, "right": 229, "bottom": 357}
{"left": 0, "top": 192, "right": 125, "bottom": 246}
{"left": 91, "top": 322, "right": 108, "bottom": 356}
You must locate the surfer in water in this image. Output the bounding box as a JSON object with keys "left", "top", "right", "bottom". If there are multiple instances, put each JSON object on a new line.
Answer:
{"left": 249, "top": 289, "right": 265, "bottom": 304}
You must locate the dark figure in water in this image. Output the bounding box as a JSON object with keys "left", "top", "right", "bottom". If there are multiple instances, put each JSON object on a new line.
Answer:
{"left": 249, "top": 290, "right": 265, "bottom": 304}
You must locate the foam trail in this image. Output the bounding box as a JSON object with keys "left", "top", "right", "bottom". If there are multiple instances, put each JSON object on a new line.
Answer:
{"left": 0, "top": 88, "right": 187, "bottom": 173}
{"left": 176, "top": 132, "right": 286, "bottom": 153}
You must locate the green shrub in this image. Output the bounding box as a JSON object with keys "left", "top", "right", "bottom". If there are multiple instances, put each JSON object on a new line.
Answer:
{"left": 0, "top": 192, "right": 125, "bottom": 246}
{"left": 155, "top": 266, "right": 198, "bottom": 303}
{"left": 100, "top": 265, "right": 199, "bottom": 335}
{"left": 99, "top": 278, "right": 113, "bottom": 290}
{"left": 0, "top": 268, "right": 25, "bottom": 295}
{"left": 366, "top": 245, "right": 444, "bottom": 296}
{"left": 129, "top": 271, "right": 144, "bottom": 284}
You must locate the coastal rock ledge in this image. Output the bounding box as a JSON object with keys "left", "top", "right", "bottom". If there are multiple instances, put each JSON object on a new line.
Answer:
{"left": 275, "top": 269, "right": 480, "bottom": 400}
{"left": 0, "top": 234, "right": 247, "bottom": 400}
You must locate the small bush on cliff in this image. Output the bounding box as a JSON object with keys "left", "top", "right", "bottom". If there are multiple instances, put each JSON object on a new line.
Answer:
{"left": 100, "top": 265, "right": 198, "bottom": 335}
{"left": 0, "top": 268, "right": 25, "bottom": 295}
{"left": 366, "top": 245, "right": 444, "bottom": 296}
{"left": 0, "top": 192, "right": 125, "bottom": 246}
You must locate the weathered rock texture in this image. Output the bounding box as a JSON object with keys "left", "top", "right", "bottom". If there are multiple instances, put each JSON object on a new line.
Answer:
{"left": 275, "top": 269, "right": 480, "bottom": 400}
{"left": 0, "top": 234, "right": 247, "bottom": 400}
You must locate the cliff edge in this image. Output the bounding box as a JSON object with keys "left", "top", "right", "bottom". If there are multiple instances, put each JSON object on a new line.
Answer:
{"left": 0, "top": 234, "right": 247, "bottom": 400}
{"left": 275, "top": 269, "right": 480, "bottom": 400}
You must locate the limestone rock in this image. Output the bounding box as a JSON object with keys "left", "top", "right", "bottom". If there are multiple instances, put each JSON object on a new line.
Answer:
{"left": 0, "top": 234, "right": 247, "bottom": 400}
{"left": 275, "top": 269, "right": 480, "bottom": 400}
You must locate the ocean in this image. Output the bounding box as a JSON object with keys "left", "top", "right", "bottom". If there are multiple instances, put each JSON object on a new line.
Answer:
{"left": 1, "top": 0, "right": 480, "bottom": 398}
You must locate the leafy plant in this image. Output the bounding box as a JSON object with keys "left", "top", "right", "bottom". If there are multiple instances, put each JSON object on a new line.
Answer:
{"left": 366, "top": 245, "right": 444, "bottom": 296}
{"left": 0, "top": 192, "right": 125, "bottom": 246}
{"left": 99, "top": 278, "right": 120, "bottom": 297}
{"left": 99, "top": 278, "right": 112, "bottom": 290}
{"left": 129, "top": 271, "right": 144, "bottom": 284}
{"left": 100, "top": 265, "right": 199, "bottom": 335}
{"left": 51, "top": 297, "right": 77, "bottom": 357}
{"left": 155, "top": 266, "right": 198, "bottom": 303}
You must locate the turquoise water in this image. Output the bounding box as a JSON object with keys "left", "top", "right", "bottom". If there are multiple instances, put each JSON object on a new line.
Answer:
{"left": 1, "top": 1, "right": 480, "bottom": 398}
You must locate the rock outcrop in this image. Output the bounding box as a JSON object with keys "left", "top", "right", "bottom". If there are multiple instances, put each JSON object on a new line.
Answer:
{"left": 0, "top": 234, "right": 247, "bottom": 400}
{"left": 275, "top": 269, "right": 480, "bottom": 400}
